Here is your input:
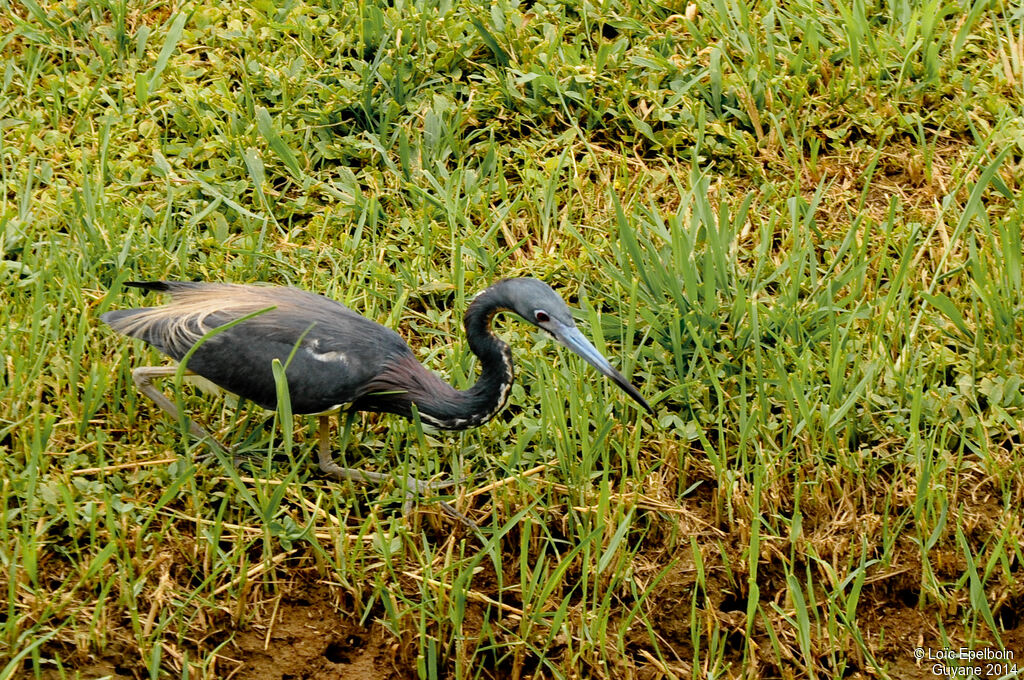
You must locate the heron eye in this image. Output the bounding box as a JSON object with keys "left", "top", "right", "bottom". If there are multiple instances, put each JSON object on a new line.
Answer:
{"left": 534, "top": 310, "right": 550, "bottom": 323}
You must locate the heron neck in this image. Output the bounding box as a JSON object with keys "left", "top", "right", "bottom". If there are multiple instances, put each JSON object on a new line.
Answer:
{"left": 413, "top": 296, "right": 513, "bottom": 430}
{"left": 355, "top": 292, "right": 515, "bottom": 430}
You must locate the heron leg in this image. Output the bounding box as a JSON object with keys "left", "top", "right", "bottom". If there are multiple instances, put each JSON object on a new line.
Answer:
{"left": 315, "top": 414, "right": 475, "bottom": 529}
{"left": 131, "top": 366, "right": 230, "bottom": 458}
{"left": 315, "top": 414, "right": 392, "bottom": 486}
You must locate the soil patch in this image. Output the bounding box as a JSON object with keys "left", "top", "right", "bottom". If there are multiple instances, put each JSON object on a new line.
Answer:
{"left": 229, "top": 593, "right": 391, "bottom": 680}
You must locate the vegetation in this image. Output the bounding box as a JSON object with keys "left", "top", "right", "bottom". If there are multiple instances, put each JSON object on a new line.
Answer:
{"left": 2, "top": 0, "right": 1023, "bottom": 677}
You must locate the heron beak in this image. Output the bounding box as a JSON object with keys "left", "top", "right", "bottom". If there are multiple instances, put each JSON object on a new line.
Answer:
{"left": 551, "top": 323, "right": 654, "bottom": 414}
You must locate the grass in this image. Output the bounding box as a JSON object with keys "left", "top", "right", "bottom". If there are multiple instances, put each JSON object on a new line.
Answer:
{"left": 2, "top": 0, "right": 1023, "bottom": 677}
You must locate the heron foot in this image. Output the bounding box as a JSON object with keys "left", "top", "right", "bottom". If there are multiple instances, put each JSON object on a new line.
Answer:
{"left": 317, "top": 459, "right": 476, "bottom": 529}
{"left": 315, "top": 415, "right": 475, "bottom": 528}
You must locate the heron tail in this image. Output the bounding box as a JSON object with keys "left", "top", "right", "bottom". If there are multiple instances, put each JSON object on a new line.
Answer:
{"left": 125, "top": 281, "right": 172, "bottom": 292}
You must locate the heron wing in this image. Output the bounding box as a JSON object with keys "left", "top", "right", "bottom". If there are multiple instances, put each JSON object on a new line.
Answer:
{"left": 102, "top": 282, "right": 417, "bottom": 413}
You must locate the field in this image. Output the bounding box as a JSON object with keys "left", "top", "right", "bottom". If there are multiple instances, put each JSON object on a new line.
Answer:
{"left": 2, "top": 0, "right": 1024, "bottom": 678}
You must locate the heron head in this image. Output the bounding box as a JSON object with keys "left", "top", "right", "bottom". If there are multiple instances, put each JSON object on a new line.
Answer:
{"left": 497, "top": 278, "right": 654, "bottom": 414}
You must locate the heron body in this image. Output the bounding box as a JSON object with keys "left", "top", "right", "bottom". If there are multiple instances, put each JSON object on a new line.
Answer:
{"left": 101, "top": 277, "right": 652, "bottom": 523}
{"left": 102, "top": 282, "right": 505, "bottom": 426}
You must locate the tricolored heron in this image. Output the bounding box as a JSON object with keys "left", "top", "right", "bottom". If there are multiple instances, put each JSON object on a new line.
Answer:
{"left": 101, "top": 278, "right": 652, "bottom": 522}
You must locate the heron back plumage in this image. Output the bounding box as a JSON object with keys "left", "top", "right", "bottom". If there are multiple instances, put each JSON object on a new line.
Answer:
{"left": 101, "top": 282, "right": 420, "bottom": 413}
